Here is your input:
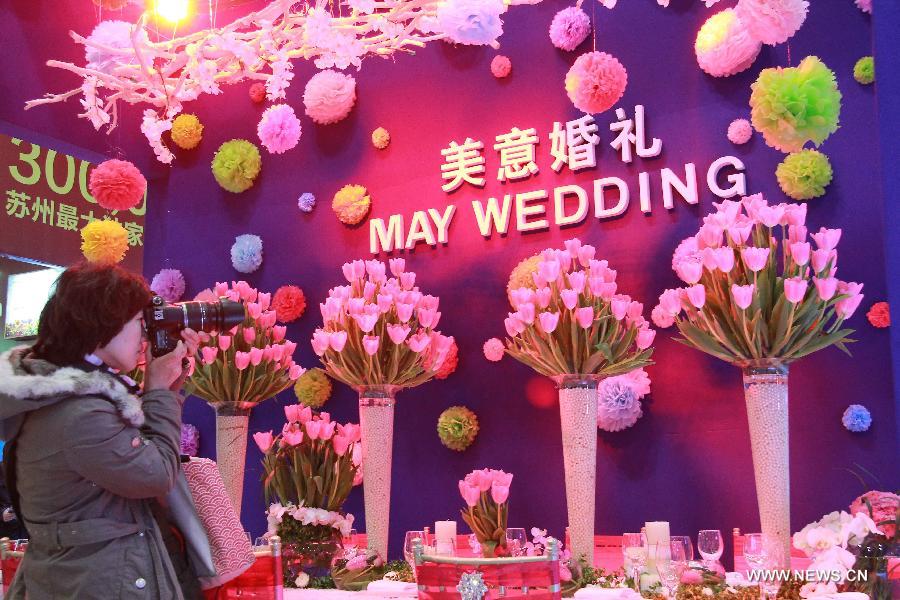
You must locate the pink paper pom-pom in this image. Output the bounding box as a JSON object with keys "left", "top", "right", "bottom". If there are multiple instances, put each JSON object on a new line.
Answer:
{"left": 695, "top": 9, "right": 762, "bottom": 78}
{"left": 855, "top": 0, "right": 872, "bottom": 13}
{"left": 491, "top": 55, "right": 512, "bottom": 78}
{"left": 564, "top": 51, "right": 628, "bottom": 115}
{"left": 303, "top": 70, "right": 357, "bottom": 125}
{"left": 727, "top": 118, "right": 753, "bottom": 144}
{"left": 249, "top": 82, "right": 266, "bottom": 103}
{"left": 150, "top": 268, "right": 186, "bottom": 303}
{"left": 549, "top": 6, "right": 591, "bottom": 52}
{"left": 734, "top": 0, "right": 809, "bottom": 45}
{"left": 257, "top": 104, "right": 302, "bottom": 154}
{"left": 89, "top": 159, "right": 147, "bottom": 211}
{"left": 483, "top": 338, "right": 505, "bottom": 362}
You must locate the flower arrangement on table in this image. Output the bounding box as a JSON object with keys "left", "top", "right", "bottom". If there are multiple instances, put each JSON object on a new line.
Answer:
{"left": 185, "top": 280, "right": 304, "bottom": 515}
{"left": 495, "top": 238, "right": 656, "bottom": 565}
{"left": 254, "top": 404, "right": 362, "bottom": 588}
{"left": 313, "top": 257, "right": 454, "bottom": 561}
{"left": 650, "top": 194, "right": 862, "bottom": 562}
{"left": 458, "top": 468, "right": 513, "bottom": 557}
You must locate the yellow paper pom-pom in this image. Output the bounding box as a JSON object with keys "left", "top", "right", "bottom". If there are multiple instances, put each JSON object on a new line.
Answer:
{"left": 80, "top": 219, "right": 129, "bottom": 265}
{"left": 371, "top": 127, "right": 390, "bottom": 149}
{"left": 171, "top": 114, "right": 204, "bottom": 150}
{"left": 506, "top": 254, "right": 542, "bottom": 305}
{"left": 332, "top": 184, "right": 371, "bottom": 225}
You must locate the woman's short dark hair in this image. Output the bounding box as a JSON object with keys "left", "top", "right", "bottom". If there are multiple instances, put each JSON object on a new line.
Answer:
{"left": 31, "top": 262, "right": 152, "bottom": 366}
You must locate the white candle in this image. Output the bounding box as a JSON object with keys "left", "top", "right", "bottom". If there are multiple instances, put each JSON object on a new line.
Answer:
{"left": 435, "top": 520, "right": 456, "bottom": 542}
{"left": 644, "top": 521, "right": 670, "bottom": 568}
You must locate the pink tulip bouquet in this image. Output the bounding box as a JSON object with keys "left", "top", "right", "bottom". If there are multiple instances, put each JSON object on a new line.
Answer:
{"left": 501, "top": 238, "right": 656, "bottom": 377}
{"left": 459, "top": 468, "right": 513, "bottom": 557}
{"left": 650, "top": 194, "right": 861, "bottom": 363}
{"left": 187, "top": 280, "right": 305, "bottom": 405}
{"left": 312, "top": 258, "right": 454, "bottom": 388}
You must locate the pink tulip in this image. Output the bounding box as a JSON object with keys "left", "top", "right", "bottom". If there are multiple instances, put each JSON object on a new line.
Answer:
{"left": 396, "top": 302, "right": 414, "bottom": 323}
{"left": 305, "top": 420, "right": 322, "bottom": 440}
{"left": 218, "top": 335, "right": 232, "bottom": 352}
{"left": 459, "top": 481, "right": 480, "bottom": 508}
{"left": 535, "top": 288, "right": 552, "bottom": 309}
{"left": 338, "top": 423, "right": 362, "bottom": 443}
{"left": 715, "top": 247, "right": 735, "bottom": 273}
{"left": 240, "top": 328, "right": 255, "bottom": 345}
{"left": 285, "top": 404, "right": 303, "bottom": 423}
{"left": 504, "top": 314, "right": 526, "bottom": 337}
{"left": 686, "top": 284, "right": 706, "bottom": 309}
{"left": 362, "top": 281, "right": 376, "bottom": 302}
{"left": 366, "top": 260, "right": 386, "bottom": 282}
{"left": 712, "top": 199, "right": 742, "bottom": 225}
{"left": 537, "top": 260, "right": 561, "bottom": 283}
{"left": 289, "top": 364, "right": 304, "bottom": 380}
{"left": 200, "top": 346, "right": 218, "bottom": 365}
{"left": 575, "top": 306, "right": 594, "bottom": 329}
{"left": 790, "top": 242, "right": 811, "bottom": 266}
{"left": 491, "top": 483, "right": 510, "bottom": 505}
{"left": 564, "top": 238, "right": 582, "bottom": 257}
{"left": 577, "top": 244, "right": 596, "bottom": 267}
{"left": 281, "top": 424, "right": 304, "bottom": 446}
{"left": 363, "top": 335, "right": 380, "bottom": 356}
{"left": 249, "top": 347, "right": 264, "bottom": 366}
{"left": 329, "top": 331, "right": 348, "bottom": 352}
{"left": 789, "top": 225, "right": 808, "bottom": 245}
{"left": 417, "top": 308, "right": 437, "bottom": 328}
{"left": 659, "top": 289, "right": 683, "bottom": 316}
{"left": 347, "top": 298, "right": 366, "bottom": 316}
{"left": 756, "top": 204, "right": 785, "bottom": 228}
{"left": 235, "top": 351, "right": 251, "bottom": 370}
{"left": 727, "top": 219, "right": 753, "bottom": 245}
{"left": 812, "top": 227, "right": 841, "bottom": 252}
{"left": 272, "top": 326, "right": 287, "bottom": 342}
{"left": 389, "top": 257, "right": 405, "bottom": 276}
{"left": 509, "top": 287, "right": 534, "bottom": 309}
{"left": 225, "top": 289, "right": 240, "bottom": 302}
{"left": 741, "top": 247, "right": 770, "bottom": 272}
{"left": 676, "top": 261, "right": 703, "bottom": 284}
{"left": 353, "top": 312, "right": 378, "bottom": 333}
{"left": 783, "top": 277, "right": 808, "bottom": 304}
{"left": 560, "top": 289, "right": 579, "bottom": 310}
{"left": 492, "top": 470, "right": 513, "bottom": 487}
{"left": 408, "top": 332, "right": 431, "bottom": 352}
{"left": 701, "top": 247, "right": 719, "bottom": 271}
{"left": 836, "top": 292, "right": 864, "bottom": 319}
{"left": 814, "top": 277, "right": 838, "bottom": 301}
{"left": 387, "top": 324, "right": 411, "bottom": 344}
{"left": 333, "top": 434, "right": 351, "bottom": 456}
{"left": 214, "top": 281, "right": 229, "bottom": 297}
{"left": 465, "top": 470, "right": 493, "bottom": 492}
{"left": 637, "top": 328, "right": 656, "bottom": 350}
{"left": 731, "top": 284, "right": 755, "bottom": 310}
{"left": 312, "top": 329, "right": 330, "bottom": 356}
{"left": 611, "top": 297, "right": 630, "bottom": 320}
{"left": 342, "top": 260, "right": 365, "bottom": 282}
{"left": 247, "top": 302, "right": 262, "bottom": 320}
{"left": 566, "top": 271, "right": 586, "bottom": 293}
{"left": 698, "top": 223, "right": 723, "bottom": 249}
{"left": 257, "top": 292, "right": 271, "bottom": 312}
{"left": 253, "top": 430, "right": 274, "bottom": 452}
{"left": 262, "top": 346, "right": 273, "bottom": 362}
{"left": 783, "top": 203, "right": 807, "bottom": 226}
{"left": 518, "top": 303, "right": 536, "bottom": 324}
{"left": 400, "top": 272, "right": 416, "bottom": 290}
{"left": 811, "top": 249, "right": 837, "bottom": 275}
{"left": 319, "top": 421, "right": 336, "bottom": 440}
{"left": 741, "top": 193, "right": 767, "bottom": 219}
{"left": 376, "top": 294, "right": 393, "bottom": 313}
{"left": 271, "top": 344, "right": 284, "bottom": 362}
{"left": 538, "top": 311, "right": 560, "bottom": 333}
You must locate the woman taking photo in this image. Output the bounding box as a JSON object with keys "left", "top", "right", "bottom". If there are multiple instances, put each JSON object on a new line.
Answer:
{"left": 0, "top": 262, "right": 208, "bottom": 599}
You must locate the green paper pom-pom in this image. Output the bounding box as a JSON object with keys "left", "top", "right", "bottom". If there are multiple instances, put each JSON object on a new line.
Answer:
{"left": 776, "top": 149, "right": 833, "bottom": 201}
{"left": 437, "top": 406, "right": 479, "bottom": 452}
{"left": 854, "top": 56, "right": 875, "bottom": 85}
{"left": 750, "top": 56, "right": 842, "bottom": 153}
{"left": 212, "top": 139, "right": 261, "bottom": 193}
{"left": 293, "top": 368, "right": 333, "bottom": 409}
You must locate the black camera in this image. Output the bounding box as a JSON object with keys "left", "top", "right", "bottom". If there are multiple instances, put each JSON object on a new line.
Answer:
{"left": 144, "top": 295, "right": 246, "bottom": 357}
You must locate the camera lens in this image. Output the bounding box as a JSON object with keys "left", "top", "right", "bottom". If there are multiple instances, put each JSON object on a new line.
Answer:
{"left": 181, "top": 299, "right": 246, "bottom": 333}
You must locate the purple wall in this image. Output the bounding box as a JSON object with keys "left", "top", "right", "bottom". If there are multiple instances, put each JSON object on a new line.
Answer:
{"left": 2, "top": 0, "right": 896, "bottom": 563}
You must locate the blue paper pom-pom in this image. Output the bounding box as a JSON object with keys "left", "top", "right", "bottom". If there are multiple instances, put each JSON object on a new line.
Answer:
{"left": 842, "top": 404, "right": 872, "bottom": 433}
{"left": 298, "top": 192, "right": 316, "bottom": 213}
{"left": 231, "top": 234, "right": 263, "bottom": 273}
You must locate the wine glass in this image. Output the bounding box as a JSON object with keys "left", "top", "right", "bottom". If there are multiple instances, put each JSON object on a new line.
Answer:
{"left": 655, "top": 541, "right": 687, "bottom": 598}
{"left": 506, "top": 528, "right": 527, "bottom": 557}
{"left": 404, "top": 531, "right": 425, "bottom": 571}
{"left": 698, "top": 530, "right": 724, "bottom": 567}
{"left": 671, "top": 535, "right": 694, "bottom": 562}
{"left": 744, "top": 533, "right": 784, "bottom": 599}
{"left": 622, "top": 533, "right": 648, "bottom": 592}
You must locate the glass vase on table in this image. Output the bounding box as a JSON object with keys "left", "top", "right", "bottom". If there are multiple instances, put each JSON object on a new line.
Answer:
{"left": 698, "top": 529, "right": 724, "bottom": 569}
{"left": 622, "top": 532, "right": 648, "bottom": 593}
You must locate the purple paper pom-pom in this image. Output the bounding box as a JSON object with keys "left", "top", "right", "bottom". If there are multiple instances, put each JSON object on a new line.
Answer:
{"left": 549, "top": 6, "right": 591, "bottom": 52}
{"left": 181, "top": 423, "right": 200, "bottom": 456}
{"left": 597, "top": 380, "right": 643, "bottom": 432}
{"left": 150, "top": 268, "right": 186, "bottom": 302}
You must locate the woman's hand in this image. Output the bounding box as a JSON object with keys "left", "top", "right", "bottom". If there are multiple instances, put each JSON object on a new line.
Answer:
{"left": 144, "top": 328, "right": 209, "bottom": 392}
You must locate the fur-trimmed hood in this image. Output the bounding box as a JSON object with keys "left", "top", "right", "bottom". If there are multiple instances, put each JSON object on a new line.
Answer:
{"left": 0, "top": 347, "right": 144, "bottom": 441}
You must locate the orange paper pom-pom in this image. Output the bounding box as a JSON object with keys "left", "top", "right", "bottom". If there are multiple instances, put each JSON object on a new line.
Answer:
{"left": 332, "top": 184, "right": 371, "bottom": 225}
{"left": 867, "top": 301, "right": 890, "bottom": 328}
{"left": 272, "top": 285, "right": 307, "bottom": 323}
{"left": 89, "top": 159, "right": 146, "bottom": 211}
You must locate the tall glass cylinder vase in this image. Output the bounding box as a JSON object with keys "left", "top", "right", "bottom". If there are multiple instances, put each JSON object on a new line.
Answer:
{"left": 742, "top": 362, "right": 791, "bottom": 566}
{"left": 211, "top": 402, "right": 253, "bottom": 519}
{"left": 357, "top": 385, "right": 399, "bottom": 560}
{"left": 553, "top": 375, "right": 600, "bottom": 567}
